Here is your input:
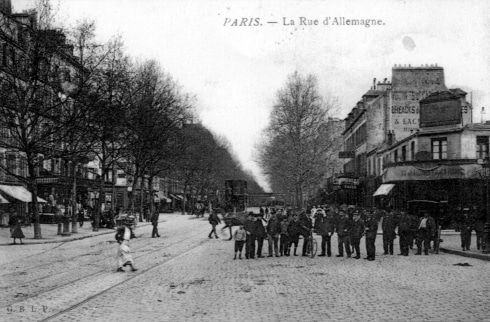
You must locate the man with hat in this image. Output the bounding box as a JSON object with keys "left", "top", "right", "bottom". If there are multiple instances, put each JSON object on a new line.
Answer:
{"left": 335, "top": 210, "right": 352, "bottom": 258}
{"left": 255, "top": 213, "right": 267, "bottom": 258}
{"left": 298, "top": 209, "right": 313, "bottom": 256}
{"left": 244, "top": 212, "right": 256, "bottom": 259}
{"left": 364, "top": 210, "right": 378, "bottom": 261}
{"left": 397, "top": 211, "right": 412, "bottom": 256}
{"left": 316, "top": 207, "right": 335, "bottom": 257}
{"left": 382, "top": 207, "right": 397, "bottom": 255}
{"left": 460, "top": 208, "right": 474, "bottom": 251}
{"left": 416, "top": 210, "right": 436, "bottom": 255}
{"left": 350, "top": 210, "right": 365, "bottom": 259}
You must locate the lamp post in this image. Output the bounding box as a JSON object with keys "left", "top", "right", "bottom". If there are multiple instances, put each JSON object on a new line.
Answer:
{"left": 476, "top": 167, "right": 490, "bottom": 253}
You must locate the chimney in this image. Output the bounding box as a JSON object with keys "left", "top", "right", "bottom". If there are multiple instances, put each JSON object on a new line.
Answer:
{"left": 373, "top": 78, "right": 376, "bottom": 90}
{"left": 0, "top": 0, "right": 12, "bottom": 15}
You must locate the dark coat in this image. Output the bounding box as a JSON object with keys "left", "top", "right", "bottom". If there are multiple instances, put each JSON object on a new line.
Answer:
{"left": 350, "top": 219, "right": 365, "bottom": 239}
{"left": 208, "top": 213, "right": 221, "bottom": 226}
{"left": 364, "top": 217, "right": 378, "bottom": 239}
{"left": 244, "top": 219, "right": 256, "bottom": 236}
{"left": 382, "top": 213, "right": 397, "bottom": 239}
{"left": 266, "top": 218, "right": 280, "bottom": 235}
{"left": 397, "top": 213, "right": 412, "bottom": 233}
{"left": 315, "top": 215, "right": 335, "bottom": 236}
{"left": 336, "top": 216, "right": 353, "bottom": 237}
{"left": 287, "top": 220, "right": 301, "bottom": 237}
{"left": 299, "top": 214, "right": 312, "bottom": 236}
{"left": 255, "top": 219, "right": 267, "bottom": 239}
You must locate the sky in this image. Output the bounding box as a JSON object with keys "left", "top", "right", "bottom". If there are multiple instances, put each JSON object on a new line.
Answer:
{"left": 14, "top": 0, "right": 490, "bottom": 191}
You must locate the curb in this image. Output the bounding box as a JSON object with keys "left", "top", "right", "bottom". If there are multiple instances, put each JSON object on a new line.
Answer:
{"left": 0, "top": 222, "right": 154, "bottom": 246}
{"left": 439, "top": 247, "right": 490, "bottom": 261}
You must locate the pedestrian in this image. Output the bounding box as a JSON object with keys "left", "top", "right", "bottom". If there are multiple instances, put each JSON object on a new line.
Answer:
{"left": 151, "top": 212, "right": 160, "bottom": 238}
{"left": 255, "top": 214, "right": 267, "bottom": 258}
{"left": 208, "top": 210, "right": 221, "bottom": 239}
{"left": 416, "top": 210, "right": 436, "bottom": 255}
{"left": 244, "top": 212, "right": 256, "bottom": 259}
{"left": 460, "top": 208, "right": 473, "bottom": 251}
{"left": 279, "top": 215, "right": 290, "bottom": 256}
{"left": 335, "top": 210, "right": 352, "bottom": 258}
{"left": 473, "top": 207, "right": 485, "bottom": 250}
{"left": 116, "top": 219, "right": 137, "bottom": 272}
{"left": 316, "top": 208, "right": 335, "bottom": 257}
{"left": 397, "top": 211, "right": 412, "bottom": 256}
{"left": 298, "top": 210, "right": 313, "bottom": 256}
{"left": 266, "top": 213, "right": 280, "bottom": 257}
{"left": 350, "top": 211, "right": 365, "bottom": 259}
{"left": 382, "top": 208, "right": 397, "bottom": 255}
{"left": 78, "top": 207, "right": 85, "bottom": 227}
{"left": 233, "top": 224, "right": 246, "bottom": 259}
{"left": 9, "top": 213, "right": 25, "bottom": 245}
{"left": 287, "top": 214, "right": 301, "bottom": 256}
{"left": 364, "top": 211, "right": 378, "bottom": 261}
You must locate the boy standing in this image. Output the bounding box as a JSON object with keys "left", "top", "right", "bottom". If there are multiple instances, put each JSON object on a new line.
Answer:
{"left": 233, "top": 225, "right": 247, "bottom": 259}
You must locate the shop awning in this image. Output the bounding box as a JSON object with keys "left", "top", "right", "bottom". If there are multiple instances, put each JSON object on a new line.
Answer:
{"left": 0, "top": 185, "right": 48, "bottom": 203}
{"left": 0, "top": 194, "right": 9, "bottom": 203}
{"left": 373, "top": 184, "right": 395, "bottom": 197}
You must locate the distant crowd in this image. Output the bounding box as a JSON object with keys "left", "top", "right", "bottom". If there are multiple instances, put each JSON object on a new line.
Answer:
{"left": 206, "top": 204, "right": 484, "bottom": 261}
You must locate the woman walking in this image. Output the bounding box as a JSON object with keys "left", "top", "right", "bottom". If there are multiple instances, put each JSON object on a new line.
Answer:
{"left": 9, "top": 213, "right": 25, "bottom": 245}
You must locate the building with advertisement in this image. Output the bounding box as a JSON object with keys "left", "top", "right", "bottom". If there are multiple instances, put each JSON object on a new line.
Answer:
{"left": 375, "top": 89, "right": 482, "bottom": 226}
{"left": 339, "top": 65, "right": 464, "bottom": 207}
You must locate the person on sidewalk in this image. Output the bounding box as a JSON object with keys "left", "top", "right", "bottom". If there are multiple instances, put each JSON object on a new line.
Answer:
{"left": 208, "top": 210, "right": 221, "bottom": 239}
{"left": 233, "top": 224, "right": 246, "bottom": 259}
{"left": 9, "top": 213, "right": 25, "bottom": 245}
{"left": 460, "top": 208, "right": 474, "bottom": 251}
{"left": 316, "top": 208, "right": 335, "bottom": 257}
{"left": 416, "top": 210, "right": 436, "bottom": 255}
{"left": 116, "top": 220, "right": 137, "bottom": 272}
{"left": 336, "top": 210, "right": 352, "bottom": 258}
{"left": 382, "top": 208, "right": 397, "bottom": 255}
{"left": 350, "top": 211, "right": 365, "bottom": 259}
{"left": 266, "top": 212, "right": 280, "bottom": 257}
{"left": 364, "top": 211, "right": 378, "bottom": 261}
{"left": 473, "top": 207, "right": 485, "bottom": 251}
{"left": 151, "top": 212, "right": 160, "bottom": 238}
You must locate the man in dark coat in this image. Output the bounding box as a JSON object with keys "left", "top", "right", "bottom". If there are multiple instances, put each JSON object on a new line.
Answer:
{"left": 266, "top": 213, "right": 281, "bottom": 257}
{"left": 244, "top": 212, "right": 256, "bottom": 259}
{"left": 364, "top": 211, "right": 378, "bottom": 261}
{"left": 255, "top": 214, "right": 267, "bottom": 258}
{"left": 298, "top": 210, "right": 313, "bottom": 256}
{"left": 208, "top": 210, "right": 221, "bottom": 239}
{"left": 382, "top": 208, "right": 397, "bottom": 255}
{"left": 460, "top": 208, "right": 474, "bottom": 251}
{"left": 316, "top": 208, "right": 335, "bottom": 257}
{"left": 336, "top": 210, "right": 353, "bottom": 258}
{"left": 151, "top": 212, "right": 160, "bottom": 238}
{"left": 416, "top": 210, "right": 436, "bottom": 255}
{"left": 350, "top": 211, "right": 365, "bottom": 259}
{"left": 397, "top": 211, "right": 412, "bottom": 256}
{"left": 287, "top": 215, "right": 301, "bottom": 256}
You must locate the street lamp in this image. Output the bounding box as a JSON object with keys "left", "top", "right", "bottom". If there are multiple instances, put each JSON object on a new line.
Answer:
{"left": 476, "top": 167, "right": 490, "bottom": 253}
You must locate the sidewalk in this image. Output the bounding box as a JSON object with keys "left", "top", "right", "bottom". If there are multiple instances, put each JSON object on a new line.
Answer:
{"left": 0, "top": 214, "right": 169, "bottom": 246}
{"left": 438, "top": 230, "right": 490, "bottom": 261}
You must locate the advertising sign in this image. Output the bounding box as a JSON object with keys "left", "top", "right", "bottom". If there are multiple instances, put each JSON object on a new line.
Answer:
{"left": 420, "top": 99, "right": 462, "bottom": 127}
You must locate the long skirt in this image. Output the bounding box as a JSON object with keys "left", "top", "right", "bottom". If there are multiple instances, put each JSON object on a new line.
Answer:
{"left": 11, "top": 224, "right": 25, "bottom": 239}
{"left": 117, "top": 241, "right": 134, "bottom": 267}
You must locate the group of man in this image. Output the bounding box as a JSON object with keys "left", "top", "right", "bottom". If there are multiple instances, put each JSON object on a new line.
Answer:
{"left": 221, "top": 204, "right": 442, "bottom": 261}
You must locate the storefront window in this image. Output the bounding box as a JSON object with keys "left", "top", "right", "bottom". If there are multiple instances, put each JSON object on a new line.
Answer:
{"left": 431, "top": 138, "right": 447, "bottom": 160}
{"left": 476, "top": 136, "right": 489, "bottom": 159}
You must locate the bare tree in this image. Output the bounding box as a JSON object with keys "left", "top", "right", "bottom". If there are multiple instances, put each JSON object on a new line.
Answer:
{"left": 258, "top": 71, "right": 340, "bottom": 207}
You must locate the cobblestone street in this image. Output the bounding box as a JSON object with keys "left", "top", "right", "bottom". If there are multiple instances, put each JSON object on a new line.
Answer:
{"left": 1, "top": 214, "right": 489, "bottom": 322}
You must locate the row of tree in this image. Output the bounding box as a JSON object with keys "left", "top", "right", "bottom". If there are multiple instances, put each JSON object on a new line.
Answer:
{"left": 257, "top": 72, "right": 343, "bottom": 207}
{"left": 0, "top": 1, "right": 260, "bottom": 239}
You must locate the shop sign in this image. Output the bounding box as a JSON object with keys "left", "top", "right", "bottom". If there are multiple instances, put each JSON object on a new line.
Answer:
{"left": 382, "top": 164, "right": 482, "bottom": 182}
